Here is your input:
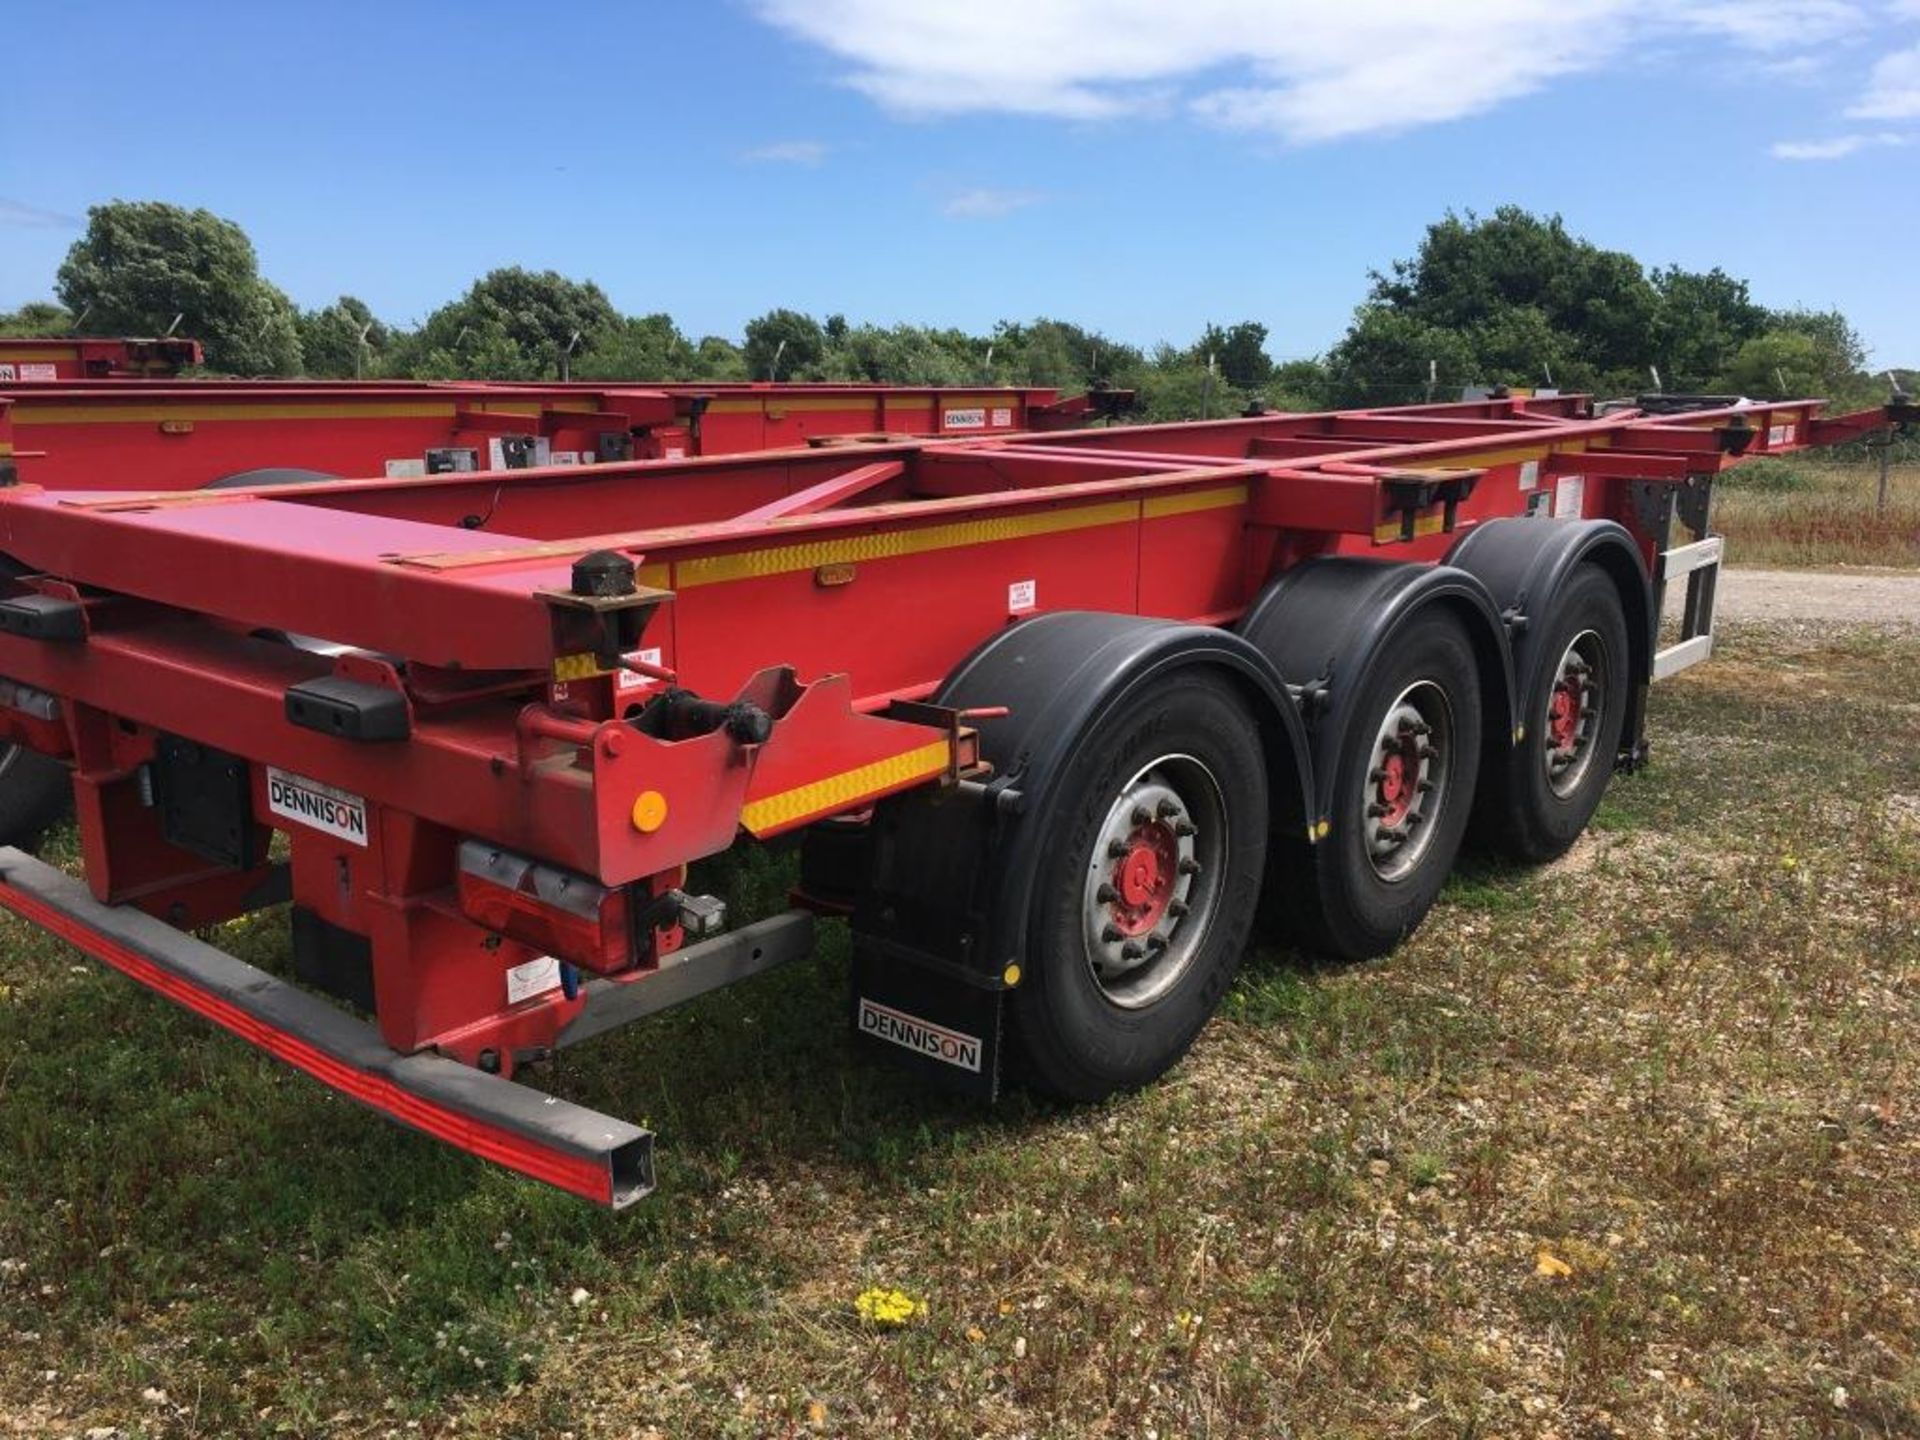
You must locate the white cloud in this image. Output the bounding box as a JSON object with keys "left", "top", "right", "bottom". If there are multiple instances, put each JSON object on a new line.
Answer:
{"left": 742, "top": 139, "right": 829, "bottom": 165}
{"left": 1848, "top": 43, "right": 1920, "bottom": 118}
{"left": 1770, "top": 131, "right": 1909, "bottom": 158}
{"left": 0, "top": 198, "right": 78, "bottom": 230}
{"left": 750, "top": 0, "right": 1878, "bottom": 144}
{"left": 942, "top": 187, "right": 1044, "bottom": 218}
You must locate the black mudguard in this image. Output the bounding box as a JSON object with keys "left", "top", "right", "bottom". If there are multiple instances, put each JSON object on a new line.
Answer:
{"left": 848, "top": 612, "right": 1313, "bottom": 1097}
{"left": 1237, "top": 557, "right": 1517, "bottom": 829}
{"left": 1445, "top": 518, "right": 1654, "bottom": 756}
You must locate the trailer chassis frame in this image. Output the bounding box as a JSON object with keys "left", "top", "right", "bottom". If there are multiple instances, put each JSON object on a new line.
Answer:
{"left": 0, "top": 390, "right": 1903, "bottom": 1203}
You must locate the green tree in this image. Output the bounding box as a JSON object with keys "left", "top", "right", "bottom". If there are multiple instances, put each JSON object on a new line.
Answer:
{"left": 1720, "top": 330, "right": 1829, "bottom": 399}
{"left": 818, "top": 324, "right": 976, "bottom": 384}
{"left": 1323, "top": 308, "right": 1477, "bottom": 405}
{"left": 743, "top": 308, "right": 826, "bottom": 379}
{"left": 1193, "top": 321, "right": 1271, "bottom": 389}
{"left": 55, "top": 200, "right": 301, "bottom": 374}
{"left": 1136, "top": 344, "right": 1246, "bottom": 422}
{"left": 1267, "top": 357, "right": 1330, "bottom": 411}
{"left": 572, "top": 313, "right": 697, "bottom": 381}
{"left": 1650, "top": 266, "right": 1767, "bottom": 390}
{"left": 0, "top": 301, "right": 73, "bottom": 337}
{"left": 298, "top": 295, "right": 389, "bottom": 378}
{"left": 400, "top": 268, "right": 619, "bottom": 379}
{"left": 990, "top": 318, "right": 1144, "bottom": 390}
{"left": 690, "top": 335, "right": 749, "bottom": 380}
{"left": 1355, "top": 207, "right": 1659, "bottom": 395}
{"left": 1720, "top": 315, "right": 1876, "bottom": 407}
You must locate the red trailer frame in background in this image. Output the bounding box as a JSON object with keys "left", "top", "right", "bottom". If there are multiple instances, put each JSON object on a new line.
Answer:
{"left": 0, "top": 337, "right": 204, "bottom": 381}
{"left": 0, "top": 379, "right": 1125, "bottom": 491}
{"left": 0, "top": 387, "right": 1904, "bottom": 1206}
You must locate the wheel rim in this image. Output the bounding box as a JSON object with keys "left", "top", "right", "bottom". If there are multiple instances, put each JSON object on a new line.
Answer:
{"left": 1361, "top": 681, "right": 1455, "bottom": 883}
{"left": 1543, "top": 629, "right": 1605, "bottom": 798}
{"left": 1080, "top": 754, "right": 1227, "bottom": 1009}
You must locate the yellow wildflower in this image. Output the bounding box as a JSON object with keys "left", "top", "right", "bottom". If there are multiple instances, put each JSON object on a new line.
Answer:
{"left": 855, "top": 1286, "right": 927, "bottom": 1327}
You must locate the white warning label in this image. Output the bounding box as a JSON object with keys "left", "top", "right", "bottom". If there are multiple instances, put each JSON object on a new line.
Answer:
{"left": 1552, "top": 474, "right": 1585, "bottom": 520}
{"left": 506, "top": 956, "right": 562, "bottom": 1005}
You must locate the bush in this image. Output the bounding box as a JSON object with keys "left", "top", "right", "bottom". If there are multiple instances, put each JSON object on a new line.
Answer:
{"left": 1718, "top": 458, "right": 1817, "bottom": 494}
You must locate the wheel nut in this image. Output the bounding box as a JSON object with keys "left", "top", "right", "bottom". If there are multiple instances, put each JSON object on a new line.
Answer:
{"left": 1120, "top": 941, "right": 1146, "bottom": 960}
{"left": 1131, "top": 805, "right": 1153, "bottom": 826}
{"left": 1178, "top": 857, "right": 1201, "bottom": 876}
{"left": 1173, "top": 820, "right": 1196, "bottom": 837}
{"left": 1156, "top": 798, "right": 1180, "bottom": 819}
{"left": 1108, "top": 839, "right": 1130, "bottom": 858}
{"left": 1102, "top": 924, "right": 1124, "bottom": 943}
{"left": 1168, "top": 899, "right": 1189, "bottom": 918}
{"left": 1096, "top": 883, "right": 1119, "bottom": 903}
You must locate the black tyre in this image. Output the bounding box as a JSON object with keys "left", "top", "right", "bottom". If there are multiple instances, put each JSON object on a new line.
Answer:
{"left": 1285, "top": 608, "right": 1483, "bottom": 961}
{"left": 1012, "top": 671, "right": 1268, "bottom": 1102}
{"left": 1474, "top": 565, "right": 1629, "bottom": 862}
{"left": 0, "top": 743, "right": 71, "bottom": 849}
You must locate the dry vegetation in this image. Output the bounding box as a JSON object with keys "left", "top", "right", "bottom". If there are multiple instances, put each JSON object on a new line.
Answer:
{"left": 2, "top": 620, "right": 1917, "bottom": 1439}
{"left": 1716, "top": 455, "right": 1920, "bottom": 569}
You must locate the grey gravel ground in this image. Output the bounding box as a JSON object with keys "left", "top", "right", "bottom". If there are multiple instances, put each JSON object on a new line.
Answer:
{"left": 1675, "top": 566, "right": 1920, "bottom": 628}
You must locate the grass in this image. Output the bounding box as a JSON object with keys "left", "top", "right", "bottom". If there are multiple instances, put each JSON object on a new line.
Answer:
{"left": 1716, "top": 454, "right": 1920, "bottom": 568}
{"left": 3, "top": 622, "right": 1919, "bottom": 1437}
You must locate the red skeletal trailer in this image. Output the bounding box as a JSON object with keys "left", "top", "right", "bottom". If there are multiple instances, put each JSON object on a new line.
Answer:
{"left": 0, "top": 384, "right": 1904, "bottom": 1206}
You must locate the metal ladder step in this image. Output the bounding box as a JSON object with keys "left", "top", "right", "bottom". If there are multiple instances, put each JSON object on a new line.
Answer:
{"left": 1653, "top": 535, "right": 1723, "bottom": 679}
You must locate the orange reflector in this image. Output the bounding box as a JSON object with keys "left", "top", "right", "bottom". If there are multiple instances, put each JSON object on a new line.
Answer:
{"left": 631, "top": 790, "right": 669, "bottom": 833}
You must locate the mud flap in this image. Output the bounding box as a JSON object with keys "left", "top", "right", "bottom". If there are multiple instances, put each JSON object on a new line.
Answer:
{"left": 850, "top": 939, "right": 1004, "bottom": 1100}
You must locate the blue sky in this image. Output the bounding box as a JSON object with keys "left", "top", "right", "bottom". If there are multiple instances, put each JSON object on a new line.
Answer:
{"left": 2, "top": 0, "right": 1916, "bottom": 365}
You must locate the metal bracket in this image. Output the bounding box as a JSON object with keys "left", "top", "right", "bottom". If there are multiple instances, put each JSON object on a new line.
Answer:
{"left": 1649, "top": 474, "right": 1722, "bottom": 680}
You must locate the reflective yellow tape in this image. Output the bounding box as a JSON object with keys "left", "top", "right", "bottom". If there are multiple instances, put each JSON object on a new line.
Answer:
{"left": 552, "top": 653, "right": 601, "bottom": 682}
{"left": 1373, "top": 512, "right": 1449, "bottom": 544}
{"left": 703, "top": 395, "right": 938, "bottom": 415}
{"left": 1441, "top": 438, "right": 1590, "bottom": 471}
{"left": 740, "top": 740, "right": 951, "bottom": 834}
{"left": 12, "top": 402, "right": 459, "bottom": 425}
{"left": 1143, "top": 483, "right": 1249, "bottom": 519}
{"left": 672, "top": 498, "right": 1139, "bottom": 589}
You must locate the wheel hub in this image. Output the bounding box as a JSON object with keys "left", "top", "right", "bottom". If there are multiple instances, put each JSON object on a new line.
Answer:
{"left": 1362, "top": 685, "right": 1452, "bottom": 883}
{"left": 1374, "top": 747, "right": 1415, "bottom": 828}
{"left": 1110, "top": 824, "right": 1177, "bottom": 936}
{"left": 1080, "top": 760, "right": 1225, "bottom": 1010}
{"left": 1548, "top": 674, "right": 1584, "bottom": 753}
{"left": 1543, "top": 632, "right": 1603, "bottom": 797}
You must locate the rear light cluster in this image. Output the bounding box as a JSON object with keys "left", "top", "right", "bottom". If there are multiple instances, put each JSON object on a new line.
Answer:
{"left": 457, "top": 841, "right": 633, "bottom": 974}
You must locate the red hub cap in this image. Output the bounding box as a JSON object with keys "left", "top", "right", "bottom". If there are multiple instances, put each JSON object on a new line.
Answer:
{"left": 1548, "top": 677, "right": 1583, "bottom": 753}
{"left": 1374, "top": 745, "right": 1416, "bottom": 828}
{"left": 1108, "top": 823, "right": 1177, "bottom": 936}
